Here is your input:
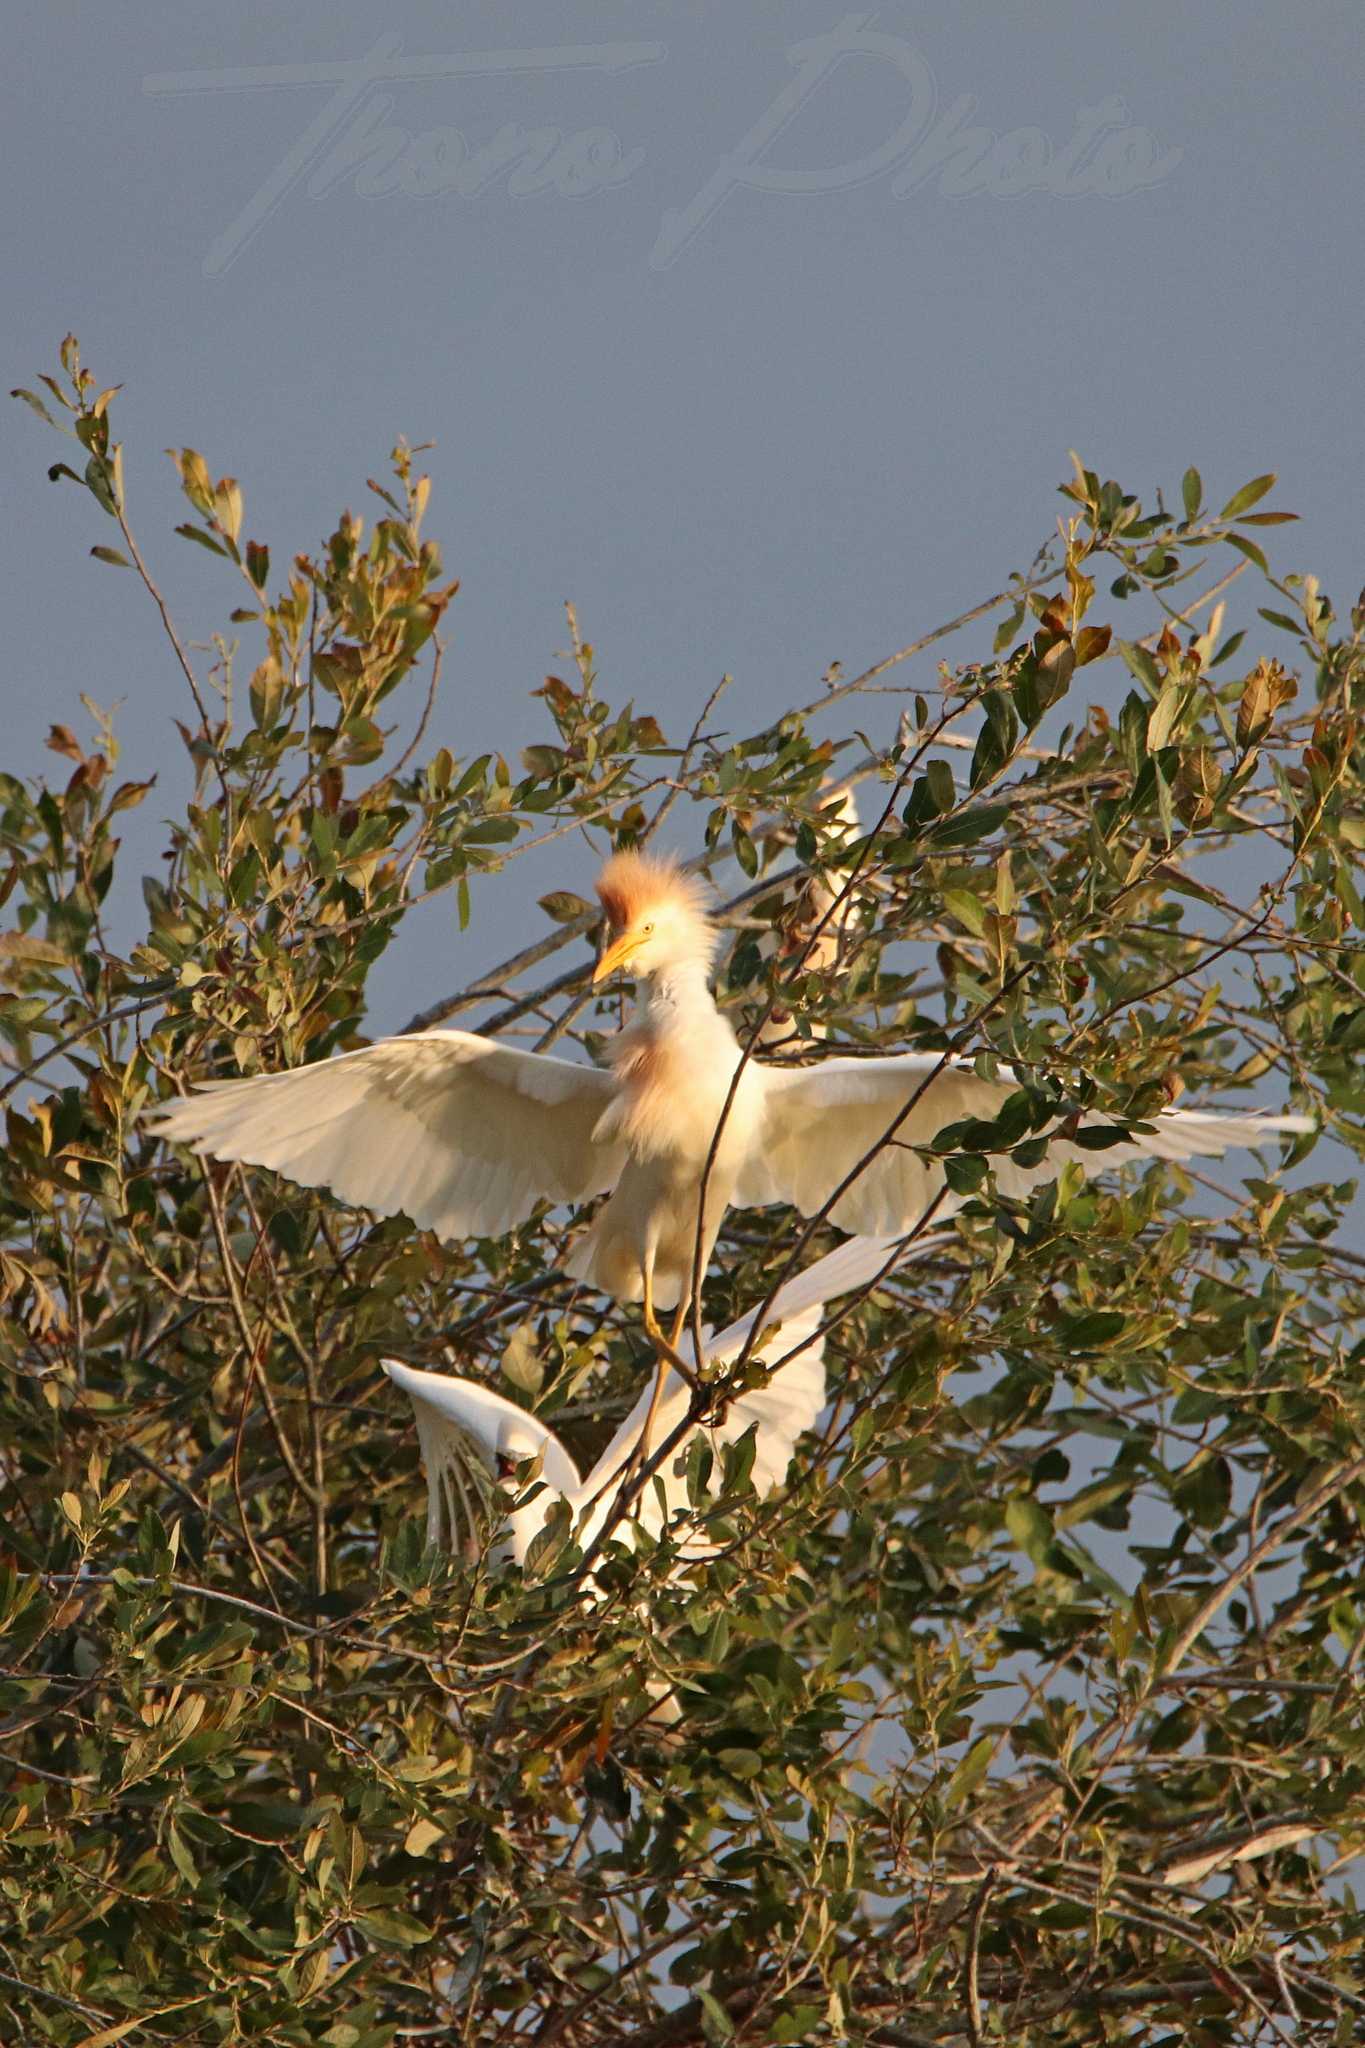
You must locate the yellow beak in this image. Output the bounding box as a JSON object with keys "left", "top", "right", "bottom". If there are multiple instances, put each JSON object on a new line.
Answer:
{"left": 593, "top": 930, "right": 643, "bottom": 985}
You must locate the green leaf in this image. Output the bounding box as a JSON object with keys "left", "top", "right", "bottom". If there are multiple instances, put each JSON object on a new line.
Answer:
{"left": 698, "top": 1989, "right": 735, "bottom": 2039}
{"left": 943, "top": 1152, "right": 987, "bottom": 1195}
{"left": 11, "top": 386, "right": 58, "bottom": 426}
{"left": 353, "top": 1907, "right": 433, "bottom": 1948}
{"left": 925, "top": 803, "right": 1006, "bottom": 847}
{"left": 404, "top": 1817, "right": 444, "bottom": 1856}
{"left": 942, "top": 887, "right": 987, "bottom": 937}
{"left": 167, "top": 1819, "right": 200, "bottom": 1886}
{"left": 1070, "top": 1124, "right": 1134, "bottom": 1152}
{"left": 1208, "top": 628, "right": 1245, "bottom": 668}
{"left": 84, "top": 455, "right": 119, "bottom": 515}
{"left": 463, "top": 816, "right": 520, "bottom": 845}
{"left": 1145, "top": 682, "right": 1183, "bottom": 752}
{"left": 500, "top": 1321, "right": 543, "bottom": 1396}
{"left": 538, "top": 891, "right": 592, "bottom": 925}
{"left": 1005, "top": 1497, "right": 1055, "bottom": 1564}
{"left": 943, "top": 1733, "right": 993, "bottom": 1808}
{"left": 524, "top": 1497, "right": 571, "bottom": 1577}
{"left": 1219, "top": 472, "right": 1276, "bottom": 519}
{"left": 1117, "top": 640, "right": 1162, "bottom": 695}
{"left": 1181, "top": 466, "right": 1202, "bottom": 520}
{"left": 924, "top": 758, "right": 956, "bottom": 815}
{"left": 175, "top": 522, "right": 229, "bottom": 558}
{"left": 1153, "top": 758, "right": 1176, "bottom": 845}
{"left": 717, "top": 1747, "right": 763, "bottom": 1780}
{"left": 1174, "top": 1453, "right": 1232, "bottom": 1530}
{"left": 1057, "top": 1310, "right": 1126, "bottom": 1348}
{"left": 970, "top": 690, "right": 1019, "bottom": 791}
{"left": 1224, "top": 530, "right": 1269, "bottom": 574}
{"left": 89, "top": 545, "right": 132, "bottom": 569}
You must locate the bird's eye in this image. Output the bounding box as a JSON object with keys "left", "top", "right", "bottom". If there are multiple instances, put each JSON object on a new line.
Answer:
{"left": 641, "top": 922, "right": 654, "bottom": 936}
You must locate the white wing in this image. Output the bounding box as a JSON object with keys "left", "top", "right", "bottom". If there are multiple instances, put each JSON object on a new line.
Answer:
{"left": 381, "top": 1360, "right": 580, "bottom": 1555}
{"left": 387, "top": 1235, "right": 948, "bottom": 1572}
{"left": 574, "top": 1309, "right": 826, "bottom": 1556}
{"left": 701, "top": 1228, "right": 951, "bottom": 1357}
{"left": 739, "top": 1056, "right": 1312, "bottom": 1236}
{"left": 144, "top": 1031, "right": 625, "bottom": 1242}
{"left": 580, "top": 1231, "right": 942, "bottom": 1543}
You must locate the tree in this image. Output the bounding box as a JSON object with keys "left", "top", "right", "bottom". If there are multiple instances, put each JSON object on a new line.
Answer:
{"left": 2, "top": 337, "right": 1362, "bottom": 2046}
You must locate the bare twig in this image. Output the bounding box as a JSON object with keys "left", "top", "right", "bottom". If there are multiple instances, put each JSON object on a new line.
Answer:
{"left": 963, "top": 1867, "right": 996, "bottom": 2047}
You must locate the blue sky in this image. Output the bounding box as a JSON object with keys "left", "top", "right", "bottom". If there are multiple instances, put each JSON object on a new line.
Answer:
{"left": 6, "top": 0, "right": 1362, "bottom": 1028}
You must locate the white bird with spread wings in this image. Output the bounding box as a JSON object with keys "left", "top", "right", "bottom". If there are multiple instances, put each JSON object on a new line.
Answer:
{"left": 382, "top": 1231, "right": 923, "bottom": 1572}
{"left": 147, "top": 850, "right": 1311, "bottom": 1376}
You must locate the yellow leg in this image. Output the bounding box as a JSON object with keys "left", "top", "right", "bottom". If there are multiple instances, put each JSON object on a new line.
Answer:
{"left": 634, "top": 1265, "right": 698, "bottom": 1473}
{"left": 668, "top": 1295, "right": 690, "bottom": 1356}
{"left": 640, "top": 1265, "right": 698, "bottom": 1388}
{"left": 634, "top": 1358, "right": 670, "bottom": 1477}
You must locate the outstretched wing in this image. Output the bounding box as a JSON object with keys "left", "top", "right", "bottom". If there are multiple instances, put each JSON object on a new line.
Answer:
{"left": 739, "top": 1056, "right": 1312, "bottom": 1236}
{"left": 388, "top": 1237, "right": 951, "bottom": 1577}
{"left": 581, "top": 1231, "right": 941, "bottom": 1541}
{"left": 696, "top": 1300, "right": 829, "bottom": 1505}
{"left": 145, "top": 1031, "right": 625, "bottom": 1242}
{"left": 381, "top": 1360, "right": 580, "bottom": 1551}
{"left": 577, "top": 1307, "right": 829, "bottom": 1554}
{"left": 704, "top": 1229, "right": 950, "bottom": 1355}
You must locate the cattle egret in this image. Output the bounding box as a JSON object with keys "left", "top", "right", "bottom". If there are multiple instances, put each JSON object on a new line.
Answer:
{"left": 146, "top": 850, "right": 1312, "bottom": 1377}
{"left": 382, "top": 1231, "right": 928, "bottom": 1573}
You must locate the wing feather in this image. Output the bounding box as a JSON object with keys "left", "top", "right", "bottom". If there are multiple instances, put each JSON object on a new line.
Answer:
{"left": 576, "top": 1316, "right": 827, "bottom": 1553}
{"left": 381, "top": 1361, "right": 581, "bottom": 1552}
{"left": 739, "top": 1057, "right": 1311, "bottom": 1235}
{"left": 579, "top": 1231, "right": 943, "bottom": 1543}
{"left": 144, "top": 1031, "right": 625, "bottom": 1242}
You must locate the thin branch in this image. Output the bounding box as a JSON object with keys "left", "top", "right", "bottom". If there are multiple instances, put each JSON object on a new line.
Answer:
{"left": 40, "top": 1571, "right": 442, "bottom": 1664}
{"left": 963, "top": 1866, "right": 996, "bottom": 2047}
{"left": 0, "top": 1968, "right": 109, "bottom": 2027}
{"left": 112, "top": 491, "right": 216, "bottom": 739}
{"left": 1159, "top": 1455, "right": 1365, "bottom": 1678}
{"left": 390, "top": 633, "right": 445, "bottom": 778}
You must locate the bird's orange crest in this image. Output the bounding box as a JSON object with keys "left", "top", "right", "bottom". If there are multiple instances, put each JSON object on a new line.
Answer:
{"left": 595, "top": 850, "right": 711, "bottom": 933}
